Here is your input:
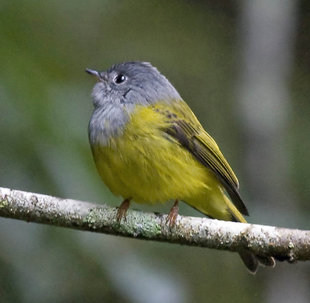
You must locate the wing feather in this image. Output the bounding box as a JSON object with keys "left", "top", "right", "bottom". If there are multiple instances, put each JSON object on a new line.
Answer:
{"left": 155, "top": 101, "right": 248, "bottom": 216}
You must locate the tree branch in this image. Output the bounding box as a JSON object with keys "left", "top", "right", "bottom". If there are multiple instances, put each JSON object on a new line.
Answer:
{"left": 0, "top": 187, "right": 309, "bottom": 263}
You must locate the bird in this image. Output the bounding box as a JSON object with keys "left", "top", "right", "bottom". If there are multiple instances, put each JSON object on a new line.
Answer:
{"left": 86, "top": 61, "right": 275, "bottom": 273}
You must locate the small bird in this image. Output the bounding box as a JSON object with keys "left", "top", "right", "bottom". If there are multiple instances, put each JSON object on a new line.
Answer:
{"left": 86, "top": 61, "right": 275, "bottom": 273}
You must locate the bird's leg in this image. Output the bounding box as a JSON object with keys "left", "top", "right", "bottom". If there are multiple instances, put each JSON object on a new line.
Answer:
{"left": 116, "top": 198, "right": 131, "bottom": 223}
{"left": 166, "top": 200, "right": 179, "bottom": 227}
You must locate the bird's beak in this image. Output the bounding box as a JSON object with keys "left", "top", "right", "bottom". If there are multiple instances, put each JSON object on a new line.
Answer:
{"left": 85, "top": 68, "right": 101, "bottom": 80}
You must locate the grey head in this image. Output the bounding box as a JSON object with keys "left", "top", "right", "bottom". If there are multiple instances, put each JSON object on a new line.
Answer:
{"left": 86, "top": 61, "right": 181, "bottom": 108}
{"left": 86, "top": 61, "right": 181, "bottom": 146}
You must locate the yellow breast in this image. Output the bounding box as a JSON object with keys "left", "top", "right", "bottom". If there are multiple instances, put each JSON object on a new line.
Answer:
{"left": 91, "top": 104, "right": 224, "bottom": 209}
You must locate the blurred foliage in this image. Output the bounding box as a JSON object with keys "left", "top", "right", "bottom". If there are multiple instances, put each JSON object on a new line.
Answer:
{"left": 0, "top": 0, "right": 310, "bottom": 302}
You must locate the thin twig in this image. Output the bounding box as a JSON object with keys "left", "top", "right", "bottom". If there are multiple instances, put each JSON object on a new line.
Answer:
{"left": 0, "top": 187, "right": 309, "bottom": 262}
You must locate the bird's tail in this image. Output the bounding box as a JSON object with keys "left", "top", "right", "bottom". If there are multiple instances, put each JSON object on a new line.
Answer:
{"left": 223, "top": 195, "right": 275, "bottom": 274}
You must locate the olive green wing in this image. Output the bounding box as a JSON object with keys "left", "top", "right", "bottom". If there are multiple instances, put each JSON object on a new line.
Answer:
{"left": 155, "top": 101, "right": 248, "bottom": 216}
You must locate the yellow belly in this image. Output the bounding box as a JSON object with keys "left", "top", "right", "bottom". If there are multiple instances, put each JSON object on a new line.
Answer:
{"left": 91, "top": 105, "right": 231, "bottom": 220}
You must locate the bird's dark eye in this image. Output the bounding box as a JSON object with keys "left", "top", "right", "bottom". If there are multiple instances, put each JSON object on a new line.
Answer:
{"left": 114, "top": 74, "right": 127, "bottom": 84}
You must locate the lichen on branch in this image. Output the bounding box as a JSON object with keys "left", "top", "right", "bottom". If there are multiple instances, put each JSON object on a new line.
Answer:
{"left": 0, "top": 187, "right": 309, "bottom": 263}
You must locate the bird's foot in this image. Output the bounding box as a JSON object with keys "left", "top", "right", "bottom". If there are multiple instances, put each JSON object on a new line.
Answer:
{"left": 116, "top": 198, "right": 131, "bottom": 223}
{"left": 166, "top": 200, "right": 179, "bottom": 227}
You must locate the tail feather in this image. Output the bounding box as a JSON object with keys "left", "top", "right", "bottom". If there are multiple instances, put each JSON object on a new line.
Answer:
{"left": 238, "top": 250, "right": 275, "bottom": 274}
{"left": 223, "top": 194, "right": 276, "bottom": 273}
{"left": 256, "top": 255, "right": 276, "bottom": 268}
{"left": 223, "top": 195, "right": 247, "bottom": 223}
{"left": 239, "top": 250, "right": 259, "bottom": 274}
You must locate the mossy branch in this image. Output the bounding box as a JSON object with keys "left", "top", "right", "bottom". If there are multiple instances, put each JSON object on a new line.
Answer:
{"left": 0, "top": 187, "right": 309, "bottom": 263}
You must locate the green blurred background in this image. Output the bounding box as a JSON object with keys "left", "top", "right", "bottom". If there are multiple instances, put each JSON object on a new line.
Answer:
{"left": 1, "top": 1, "right": 310, "bottom": 302}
